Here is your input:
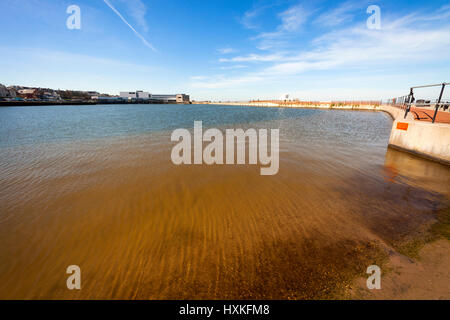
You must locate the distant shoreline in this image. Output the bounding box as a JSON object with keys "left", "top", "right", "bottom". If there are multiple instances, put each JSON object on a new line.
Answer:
{"left": 0, "top": 101, "right": 191, "bottom": 107}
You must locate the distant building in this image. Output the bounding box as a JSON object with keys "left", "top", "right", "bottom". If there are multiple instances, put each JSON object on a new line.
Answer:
{"left": 176, "top": 94, "right": 190, "bottom": 103}
{"left": 136, "top": 91, "right": 150, "bottom": 100}
{"left": 40, "top": 91, "right": 61, "bottom": 101}
{"left": 120, "top": 91, "right": 150, "bottom": 100}
{"left": 0, "top": 84, "right": 9, "bottom": 98}
{"left": 92, "top": 96, "right": 124, "bottom": 102}
{"left": 119, "top": 91, "right": 190, "bottom": 103}
{"left": 120, "top": 91, "right": 137, "bottom": 99}
{"left": 17, "top": 88, "right": 37, "bottom": 99}
{"left": 6, "top": 87, "right": 17, "bottom": 98}
{"left": 18, "top": 89, "right": 36, "bottom": 95}
{"left": 150, "top": 94, "right": 177, "bottom": 103}
{"left": 86, "top": 91, "right": 100, "bottom": 98}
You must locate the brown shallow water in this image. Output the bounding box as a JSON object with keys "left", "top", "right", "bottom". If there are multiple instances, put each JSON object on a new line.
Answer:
{"left": 0, "top": 110, "right": 449, "bottom": 299}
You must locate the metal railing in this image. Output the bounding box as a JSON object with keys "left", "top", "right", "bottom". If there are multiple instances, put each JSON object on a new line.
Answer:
{"left": 391, "top": 82, "right": 449, "bottom": 123}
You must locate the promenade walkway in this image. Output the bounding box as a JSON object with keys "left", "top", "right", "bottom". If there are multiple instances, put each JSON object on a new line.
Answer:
{"left": 410, "top": 107, "right": 450, "bottom": 124}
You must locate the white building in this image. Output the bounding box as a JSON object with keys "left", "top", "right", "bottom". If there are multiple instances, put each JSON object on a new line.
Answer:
{"left": 150, "top": 94, "right": 177, "bottom": 103}
{"left": 120, "top": 91, "right": 137, "bottom": 99}
{"left": 136, "top": 91, "right": 150, "bottom": 99}
{"left": 176, "top": 94, "right": 190, "bottom": 103}
{"left": 119, "top": 91, "right": 190, "bottom": 103}
{"left": 41, "top": 91, "right": 61, "bottom": 101}
{"left": 18, "top": 89, "right": 36, "bottom": 95}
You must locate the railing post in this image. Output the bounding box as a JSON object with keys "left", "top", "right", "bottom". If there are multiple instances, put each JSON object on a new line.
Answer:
{"left": 432, "top": 83, "right": 446, "bottom": 123}
{"left": 404, "top": 89, "right": 413, "bottom": 119}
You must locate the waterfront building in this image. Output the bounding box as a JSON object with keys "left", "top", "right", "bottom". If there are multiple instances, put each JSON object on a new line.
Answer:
{"left": 18, "top": 88, "right": 36, "bottom": 95}
{"left": 92, "top": 96, "right": 125, "bottom": 102}
{"left": 17, "top": 88, "right": 37, "bottom": 99}
{"left": 40, "top": 91, "right": 61, "bottom": 101}
{"left": 150, "top": 94, "right": 177, "bottom": 103}
{"left": 6, "top": 86, "right": 17, "bottom": 98}
{"left": 136, "top": 91, "right": 150, "bottom": 100}
{"left": 86, "top": 91, "right": 100, "bottom": 98}
{"left": 176, "top": 94, "right": 190, "bottom": 103}
{"left": 120, "top": 91, "right": 137, "bottom": 99}
{"left": 0, "top": 84, "right": 9, "bottom": 97}
{"left": 119, "top": 91, "right": 190, "bottom": 103}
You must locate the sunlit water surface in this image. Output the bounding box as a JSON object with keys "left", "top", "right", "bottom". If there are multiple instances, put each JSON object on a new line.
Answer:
{"left": 0, "top": 104, "right": 449, "bottom": 299}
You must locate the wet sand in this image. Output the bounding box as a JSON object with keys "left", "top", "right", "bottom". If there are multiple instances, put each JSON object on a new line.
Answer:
{"left": 350, "top": 239, "right": 450, "bottom": 299}
{"left": 0, "top": 113, "right": 449, "bottom": 299}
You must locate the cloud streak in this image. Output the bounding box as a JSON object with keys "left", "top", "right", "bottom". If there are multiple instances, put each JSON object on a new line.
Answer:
{"left": 217, "top": 47, "right": 237, "bottom": 54}
{"left": 219, "top": 53, "right": 285, "bottom": 63}
{"left": 314, "top": 0, "right": 362, "bottom": 27}
{"left": 120, "top": 0, "right": 149, "bottom": 32}
{"left": 103, "top": 0, "right": 156, "bottom": 52}
{"left": 192, "top": 7, "right": 450, "bottom": 90}
{"left": 253, "top": 3, "right": 311, "bottom": 40}
{"left": 240, "top": 4, "right": 269, "bottom": 29}
{"left": 279, "top": 4, "right": 310, "bottom": 32}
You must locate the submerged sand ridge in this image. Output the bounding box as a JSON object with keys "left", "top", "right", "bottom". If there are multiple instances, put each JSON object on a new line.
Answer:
{"left": 0, "top": 112, "right": 449, "bottom": 299}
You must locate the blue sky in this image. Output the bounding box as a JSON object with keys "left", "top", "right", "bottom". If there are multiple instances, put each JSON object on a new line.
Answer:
{"left": 0, "top": 0, "right": 449, "bottom": 101}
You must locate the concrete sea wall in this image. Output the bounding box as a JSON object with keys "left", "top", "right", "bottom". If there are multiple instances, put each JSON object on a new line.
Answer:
{"left": 378, "top": 105, "right": 449, "bottom": 164}
{"left": 387, "top": 119, "right": 450, "bottom": 165}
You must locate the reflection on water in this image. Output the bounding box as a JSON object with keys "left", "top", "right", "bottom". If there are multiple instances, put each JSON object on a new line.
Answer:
{"left": 0, "top": 105, "right": 448, "bottom": 299}
{"left": 384, "top": 147, "right": 450, "bottom": 197}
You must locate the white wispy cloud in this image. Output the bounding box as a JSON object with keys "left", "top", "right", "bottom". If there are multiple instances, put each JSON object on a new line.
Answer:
{"left": 103, "top": 0, "right": 156, "bottom": 52}
{"left": 190, "top": 74, "right": 265, "bottom": 89}
{"left": 217, "top": 48, "right": 237, "bottom": 54}
{"left": 314, "top": 0, "right": 362, "bottom": 27}
{"left": 410, "top": 4, "right": 450, "bottom": 22}
{"left": 240, "top": 4, "right": 269, "bottom": 29}
{"left": 246, "top": 3, "right": 313, "bottom": 51}
{"left": 192, "top": 7, "right": 450, "bottom": 90}
{"left": 119, "top": 0, "right": 149, "bottom": 32}
{"left": 219, "top": 53, "right": 285, "bottom": 63}
{"left": 254, "top": 3, "right": 311, "bottom": 40}
{"left": 189, "top": 75, "right": 208, "bottom": 81}
{"left": 0, "top": 46, "right": 157, "bottom": 71}
{"left": 279, "top": 3, "right": 310, "bottom": 32}
{"left": 219, "top": 65, "right": 248, "bottom": 70}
